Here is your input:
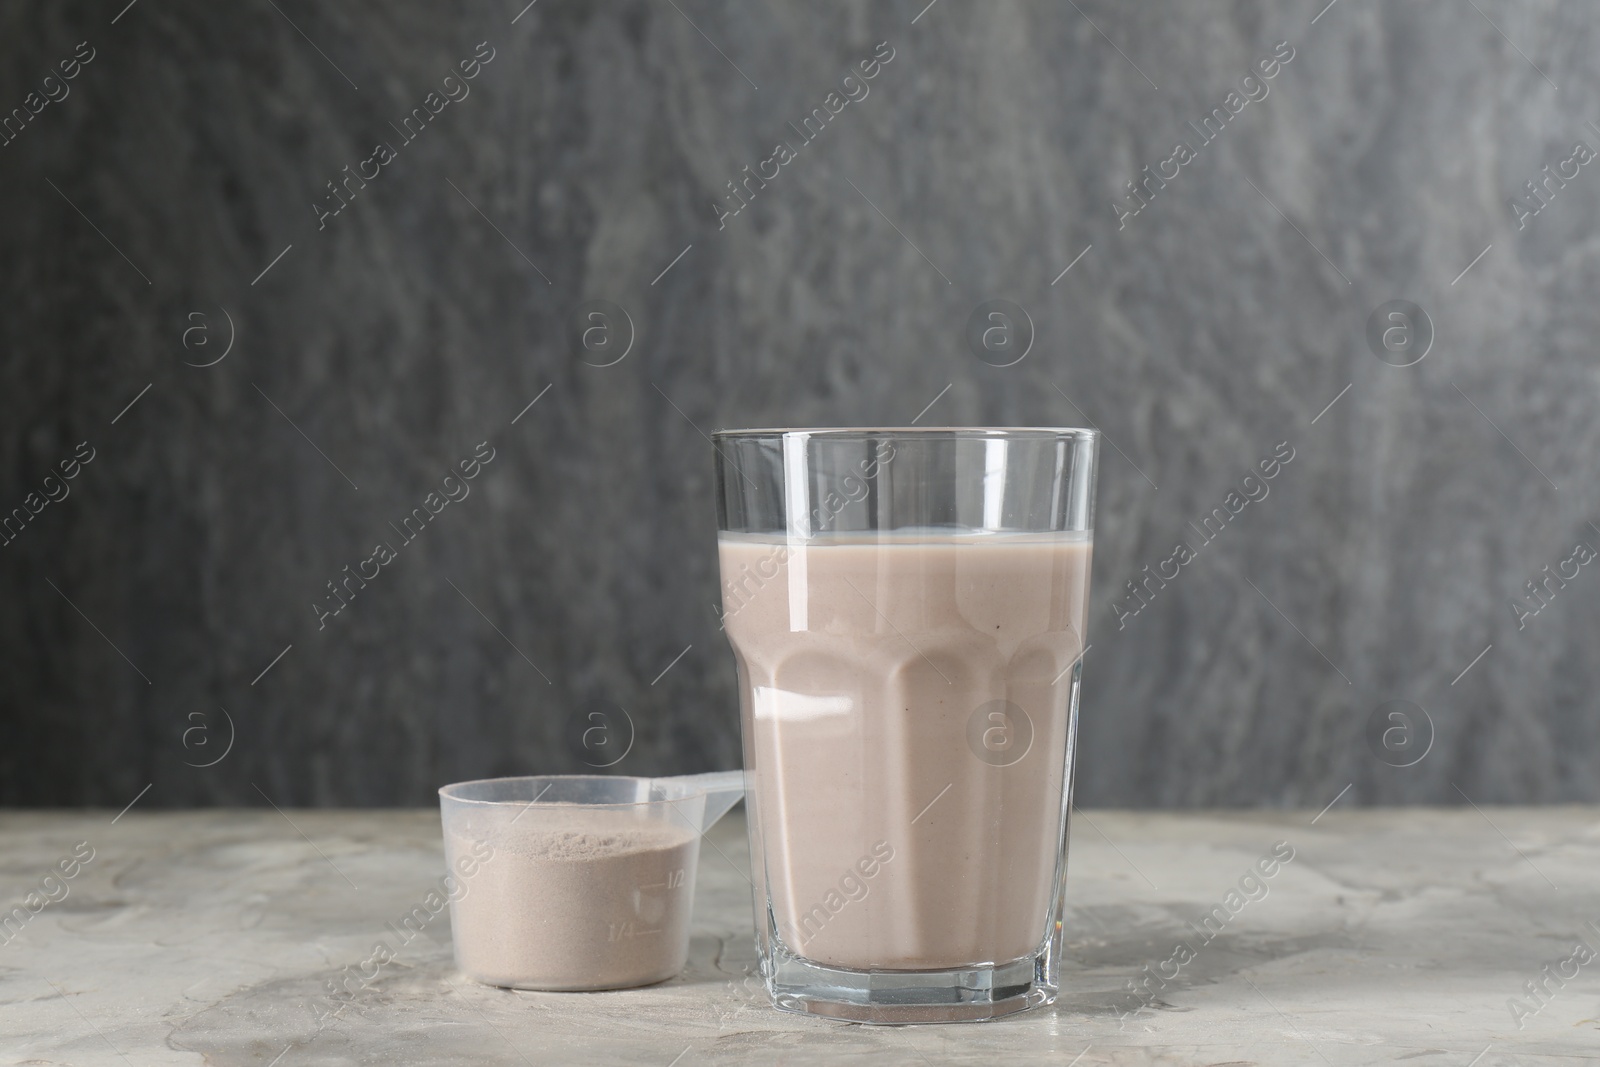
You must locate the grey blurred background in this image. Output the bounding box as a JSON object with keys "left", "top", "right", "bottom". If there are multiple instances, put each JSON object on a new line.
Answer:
{"left": 2, "top": 0, "right": 1596, "bottom": 809}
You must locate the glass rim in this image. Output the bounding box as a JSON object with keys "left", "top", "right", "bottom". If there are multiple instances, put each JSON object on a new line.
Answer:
{"left": 711, "top": 426, "right": 1099, "bottom": 441}
{"left": 438, "top": 774, "right": 705, "bottom": 810}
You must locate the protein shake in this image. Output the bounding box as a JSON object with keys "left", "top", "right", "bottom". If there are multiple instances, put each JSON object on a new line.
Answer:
{"left": 718, "top": 530, "right": 1092, "bottom": 970}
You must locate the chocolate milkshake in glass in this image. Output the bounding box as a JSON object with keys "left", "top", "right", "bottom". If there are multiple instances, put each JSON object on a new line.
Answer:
{"left": 712, "top": 428, "right": 1098, "bottom": 1023}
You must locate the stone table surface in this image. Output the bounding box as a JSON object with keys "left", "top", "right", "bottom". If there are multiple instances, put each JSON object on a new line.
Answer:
{"left": 3, "top": 807, "right": 1599, "bottom": 1066}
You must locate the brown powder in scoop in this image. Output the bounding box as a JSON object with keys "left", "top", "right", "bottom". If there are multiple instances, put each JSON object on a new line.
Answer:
{"left": 447, "top": 809, "right": 700, "bottom": 991}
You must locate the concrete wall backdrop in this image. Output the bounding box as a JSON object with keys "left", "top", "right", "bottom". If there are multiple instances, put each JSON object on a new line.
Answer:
{"left": 3, "top": 0, "right": 1598, "bottom": 808}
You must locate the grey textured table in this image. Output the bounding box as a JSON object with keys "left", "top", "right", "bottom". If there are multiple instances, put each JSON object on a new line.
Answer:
{"left": 3, "top": 807, "right": 1598, "bottom": 1065}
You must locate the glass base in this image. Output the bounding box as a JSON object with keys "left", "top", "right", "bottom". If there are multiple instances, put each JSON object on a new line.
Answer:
{"left": 765, "top": 943, "right": 1054, "bottom": 1025}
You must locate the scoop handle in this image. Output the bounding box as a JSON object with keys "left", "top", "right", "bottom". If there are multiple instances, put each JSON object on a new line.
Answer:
{"left": 666, "top": 770, "right": 745, "bottom": 832}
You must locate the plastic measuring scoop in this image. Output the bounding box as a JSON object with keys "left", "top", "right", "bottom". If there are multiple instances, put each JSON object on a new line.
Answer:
{"left": 660, "top": 769, "right": 746, "bottom": 831}
{"left": 437, "top": 771, "right": 745, "bottom": 991}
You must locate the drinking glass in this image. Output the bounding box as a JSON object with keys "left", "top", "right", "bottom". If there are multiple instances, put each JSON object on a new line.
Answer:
{"left": 712, "top": 428, "right": 1099, "bottom": 1023}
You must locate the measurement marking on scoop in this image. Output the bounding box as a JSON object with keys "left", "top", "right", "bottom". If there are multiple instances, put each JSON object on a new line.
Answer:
{"left": 608, "top": 922, "right": 664, "bottom": 941}
{"left": 639, "top": 869, "right": 688, "bottom": 891}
